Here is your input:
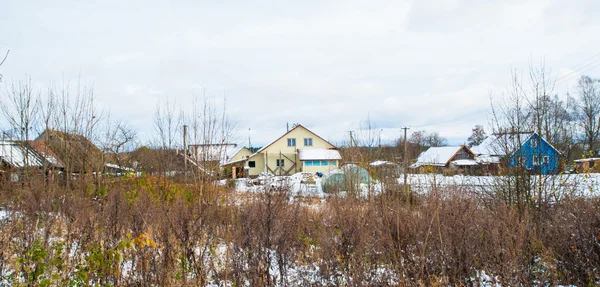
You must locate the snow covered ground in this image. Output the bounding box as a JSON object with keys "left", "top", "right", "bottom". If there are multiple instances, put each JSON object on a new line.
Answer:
{"left": 222, "top": 172, "right": 383, "bottom": 198}
{"left": 399, "top": 173, "right": 600, "bottom": 197}
{"left": 220, "top": 173, "right": 600, "bottom": 199}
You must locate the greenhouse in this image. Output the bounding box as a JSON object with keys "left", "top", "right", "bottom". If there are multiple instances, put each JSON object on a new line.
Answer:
{"left": 321, "top": 164, "right": 372, "bottom": 193}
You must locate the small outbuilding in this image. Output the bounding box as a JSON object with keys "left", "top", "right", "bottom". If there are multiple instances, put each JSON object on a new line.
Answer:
{"left": 410, "top": 145, "right": 477, "bottom": 174}
{"left": 573, "top": 157, "right": 600, "bottom": 173}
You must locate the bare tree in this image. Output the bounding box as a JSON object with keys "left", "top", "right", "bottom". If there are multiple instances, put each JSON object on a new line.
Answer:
{"left": 187, "top": 91, "right": 238, "bottom": 180}
{"left": 356, "top": 113, "right": 381, "bottom": 149}
{"left": 0, "top": 78, "right": 39, "bottom": 183}
{"left": 424, "top": 132, "right": 448, "bottom": 147}
{"left": 489, "top": 70, "right": 532, "bottom": 140}
{"left": 488, "top": 70, "right": 535, "bottom": 212}
{"left": 395, "top": 130, "right": 444, "bottom": 164}
{"left": 0, "top": 47, "right": 9, "bottom": 82}
{"left": 488, "top": 61, "right": 572, "bottom": 212}
{"left": 154, "top": 97, "right": 180, "bottom": 151}
{"left": 0, "top": 77, "right": 40, "bottom": 142}
{"left": 527, "top": 60, "right": 555, "bottom": 139}
{"left": 467, "top": 125, "right": 487, "bottom": 147}
{"left": 152, "top": 97, "right": 182, "bottom": 182}
{"left": 47, "top": 79, "right": 103, "bottom": 189}
{"left": 574, "top": 75, "right": 600, "bottom": 154}
{"left": 103, "top": 118, "right": 138, "bottom": 167}
{"left": 529, "top": 94, "right": 577, "bottom": 157}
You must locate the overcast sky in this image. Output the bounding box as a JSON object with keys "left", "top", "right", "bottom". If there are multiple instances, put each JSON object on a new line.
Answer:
{"left": 2, "top": 0, "right": 600, "bottom": 147}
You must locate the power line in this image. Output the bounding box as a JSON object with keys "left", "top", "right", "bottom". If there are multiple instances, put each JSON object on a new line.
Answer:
{"left": 556, "top": 60, "right": 600, "bottom": 86}
{"left": 555, "top": 56, "right": 600, "bottom": 83}
{"left": 560, "top": 52, "right": 600, "bottom": 73}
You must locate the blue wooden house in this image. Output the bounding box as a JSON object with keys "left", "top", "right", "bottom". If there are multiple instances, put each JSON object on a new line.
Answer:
{"left": 509, "top": 133, "right": 561, "bottom": 174}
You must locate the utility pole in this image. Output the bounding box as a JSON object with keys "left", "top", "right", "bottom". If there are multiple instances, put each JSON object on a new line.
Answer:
{"left": 348, "top": 130, "right": 355, "bottom": 147}
{"left": 248, "top": 128, "right": 252, "bottom": 150}
{"left": 402, "top": 127, "right": 410, "bottom": 202}
{"left": 183, "top": 124, "right": 188, "bottom": 180}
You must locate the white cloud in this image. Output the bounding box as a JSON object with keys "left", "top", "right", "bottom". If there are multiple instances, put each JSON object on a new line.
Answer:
{"left": 2, "top": 0, "right": 600, "bottom": 146}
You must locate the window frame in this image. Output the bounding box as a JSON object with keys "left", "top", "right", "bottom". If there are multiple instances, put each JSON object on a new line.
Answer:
{"left": 276, "top": 159, "right": 285, "bottom": 167}
{"left": 248, "top": 161, "right": 256, "bottom": 168}
{"left": 287, "top": 138, "right": 296, "bottom": 147}
{"left": 304, "top": 138, "right": 313, "bottom": 146}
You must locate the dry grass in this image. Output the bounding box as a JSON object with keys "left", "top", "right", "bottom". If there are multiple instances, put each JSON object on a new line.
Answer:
{"left": 0, "top": 175, "right": 599, "bottom": 286}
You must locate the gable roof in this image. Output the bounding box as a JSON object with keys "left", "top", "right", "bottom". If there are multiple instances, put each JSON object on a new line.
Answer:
{"left": 411, "top": 146, "right": 474, "bottom": 168}
{"left": 37, "top": 129, "right": 105, "bottom": 172}
{"left": 254, "top": 124, "right": 337, "bottom": 154}
{"left": 0, "top": 140, "right": 44, "bottom": 168}
{"left": 472, "top": 132, "right": 561, "bottom": 157}
{"left": 517, "top": 132, "right": 561, "bottom": 155}
{"left": 226, "top": 146, "right": 245, "bottom": 159}
{"left": 224, "top": 146, "right": 250, "bottom": 164}
{"left": 27, "top": 140, "right": 65, "bottom": 168}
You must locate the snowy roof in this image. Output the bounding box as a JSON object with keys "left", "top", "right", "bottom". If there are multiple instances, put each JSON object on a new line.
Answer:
{"left": 574, "top": 157, "right": 600, "bottom": 163}
{"left": 470, "top": 137, "right": 496, "bottom": 155}
{"left": 105, "top": 163, "right": 134, "bottom": 171}
{"left": 298, "top": 149, "right": 342, "bottom": 160}
{"left": 412, "top": 146, "right": 464, "bottom": 167}
{"left": 0, "top": 140, "right": 44, "bottom": 168}
{"left": 475, "top": 154, "right": 500, "bottom": 164}
{"left": 188, "top": 143, "right": 240, "bottom": 165}
{"left": 370, "top": 160, "right": 397, "bottom": 167}
{"left": 411, "top": 146, "right": 475, "bottom": 168}
{"left": 223, "top": 157, "right": 248, "bottom": 166}
{"left": 471, "top": 134, "right": 532, "bottom": 156}
{"left": 451, "top": 159, "right": 478, "bottom": 166}
{"left": 28, "top": 140, "right": 64, "bottom": 168}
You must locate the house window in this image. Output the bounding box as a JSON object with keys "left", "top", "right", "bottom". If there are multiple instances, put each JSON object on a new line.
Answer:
{"left": 304, "top": 160, "right": 336, "bottom": 167}
{"left": 287, "top": 138, "right": 296, "bottom": 147}
{"left": 543, "top": 156, "right": 549, "bottom": 164}
{"left": 533, "top": 156, "right": 540, "bottom": 166}
{"left": 276, "top": 159, "right": 285, "bottom": 167}
{"left": 520, "top": 156, "right": 525, "bottom": 166}
{"left": 304, "top": 138, "right": 313, "bottom": 146}
{"left": 248, "top": 161, "right": 256, "bottom": 168}
{"left": 531, "top": 139, "right": 537, "bottom": 148}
